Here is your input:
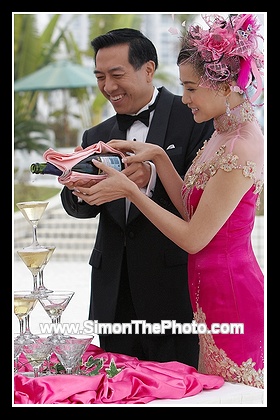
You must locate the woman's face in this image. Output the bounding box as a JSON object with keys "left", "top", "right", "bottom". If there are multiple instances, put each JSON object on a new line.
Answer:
{"left": 179, "top": 63, "right": 228, "bottom": 122}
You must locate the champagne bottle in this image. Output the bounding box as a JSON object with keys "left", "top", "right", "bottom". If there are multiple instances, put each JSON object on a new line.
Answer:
{"left": 30, "top": 162, "right": 63, "bottom": 176}
{"left": 30, "top": 153, "right": 125, "bottom": 176}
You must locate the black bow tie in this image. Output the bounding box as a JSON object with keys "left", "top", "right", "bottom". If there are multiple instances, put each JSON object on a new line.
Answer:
{"left": 116, "top": 100, "right": 157, "bottom": 131}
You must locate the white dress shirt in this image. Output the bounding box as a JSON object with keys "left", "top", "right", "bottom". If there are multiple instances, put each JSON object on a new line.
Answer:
{"left": 125, "top": 87, "right": 158, "bottom": 217}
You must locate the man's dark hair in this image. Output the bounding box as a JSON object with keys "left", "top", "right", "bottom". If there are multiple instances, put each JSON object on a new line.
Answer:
{"left": 91, "top": 28, "right": 158, "bottom": 70}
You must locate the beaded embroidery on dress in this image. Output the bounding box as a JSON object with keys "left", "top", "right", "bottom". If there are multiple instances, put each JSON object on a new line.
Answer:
{"left": 214, "top": 100, "right": 256, "bottom": 133}
{"left": 182, "top": 100, "right": 264, "bottom": 388}
{"left": 182, "top": 101, "right": 264, "bottom": 218}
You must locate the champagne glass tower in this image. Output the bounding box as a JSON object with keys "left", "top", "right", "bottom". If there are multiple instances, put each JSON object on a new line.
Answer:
{"left": 15, "top": 201, "right": 54, "bottom": 342}
{"left": 16, "top": 201, "right": 55, "bottom": 296}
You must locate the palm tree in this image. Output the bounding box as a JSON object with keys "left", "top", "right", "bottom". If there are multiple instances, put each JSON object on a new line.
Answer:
{"left": 14, "top": 13, "right": 197, "bottom": 150}
{"left": 14, "top": 111, "right": 51, "bottom": 153}
{"left": 14, "top": 14, "right": 88, "bottom": 152}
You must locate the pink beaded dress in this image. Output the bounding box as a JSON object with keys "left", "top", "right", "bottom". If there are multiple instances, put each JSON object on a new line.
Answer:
{"left": 181, "top": 100, "right": 264, "bottom": 388}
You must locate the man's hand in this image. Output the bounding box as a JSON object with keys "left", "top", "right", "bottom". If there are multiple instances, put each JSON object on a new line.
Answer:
{"left": 122, "top": 161, "right": 151, "bottom": 189}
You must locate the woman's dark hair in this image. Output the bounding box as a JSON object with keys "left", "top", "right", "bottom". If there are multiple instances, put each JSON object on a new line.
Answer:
{"left": 91, "top": 28, "right": 158, "bottom": 70}
{"left": 177, "top": 40, "right": 205, "bottom": 78}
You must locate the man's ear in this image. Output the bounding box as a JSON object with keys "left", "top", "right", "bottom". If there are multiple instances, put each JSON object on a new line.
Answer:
{"left": 145, "top": 60, "right": 156, "bottom": 80}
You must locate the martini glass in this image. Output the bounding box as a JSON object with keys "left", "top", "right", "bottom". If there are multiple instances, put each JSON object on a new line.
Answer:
{"left": 38, "top": 291, "right": 75, "bottom": 344}
{"left": 16, "top": 201, "right": 49, "bottom": 247}
{"left": 22, "top": 336, "right": 53, "bottom": 377}
{"left": 37, "top": 246, "right": 56, "bottom": 296}
{"left": 17, "top": 246, "right": 50, "bottom": 295}
{"left": 53, "top": 334, "right": 93, "bottom": 375}
{"left": 14, "top": 291, "right": 38, "bottom": 344}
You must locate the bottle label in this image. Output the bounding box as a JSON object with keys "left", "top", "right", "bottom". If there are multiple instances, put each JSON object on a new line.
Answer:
{"left": 94, "top": 155, "right": 123, "bottom": 174}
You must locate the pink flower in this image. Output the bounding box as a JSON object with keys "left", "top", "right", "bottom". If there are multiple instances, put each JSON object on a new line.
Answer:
{"left": 203, "top": 29, "right": 237, "bottom": 61}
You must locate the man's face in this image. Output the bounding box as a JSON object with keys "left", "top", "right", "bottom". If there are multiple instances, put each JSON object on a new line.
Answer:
{"left": 94, "top": 43, "right": 155, "bottom": 115}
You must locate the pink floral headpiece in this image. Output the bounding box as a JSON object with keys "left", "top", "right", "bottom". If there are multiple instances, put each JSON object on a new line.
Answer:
{"left": 172, "top": 14, "right": 264, "bottom": 103}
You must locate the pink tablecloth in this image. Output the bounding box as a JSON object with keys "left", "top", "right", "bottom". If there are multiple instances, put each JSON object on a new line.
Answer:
{"left": 14, "top": 344, "right": 224, "bottom": 405}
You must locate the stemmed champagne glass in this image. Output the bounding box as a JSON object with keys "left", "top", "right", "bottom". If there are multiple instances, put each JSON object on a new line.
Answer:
{"left": 16, "top": 201, "right": 49, "bottom": 248}
{"left": 14, "top": 291, "right": 38, "bottom": 344}
{"left": 22, "top": 336, "right": 53, "bottom": 377}
{"left": 38, "top": 291, "right": 75, "bottom": 343}
{"left": 17, "top": 247, "right": 50, "bottom": 295}
{"left": 53, "top": 335, "right": 93, "bottom": 375}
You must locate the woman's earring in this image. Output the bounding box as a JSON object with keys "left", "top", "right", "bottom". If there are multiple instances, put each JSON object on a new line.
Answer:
{"left": 225, "top": 97, "right": 231, "bottom": 117}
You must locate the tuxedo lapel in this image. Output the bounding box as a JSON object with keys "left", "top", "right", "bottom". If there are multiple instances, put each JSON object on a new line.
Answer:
{"left": 110, "top": 121, "right": 127, "bottom": 140}
{"left": 127, "top": 87, "right": 173, "bottom": 224}
{"left": 146, "top": 87, "right": 173, "bottom": 147}
{"left": 106, "top": 199, "right": 126, "bottom": 230}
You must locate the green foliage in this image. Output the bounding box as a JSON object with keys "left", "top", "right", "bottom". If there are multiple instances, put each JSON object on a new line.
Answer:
{"left": 87, "top": 14, "right": 142, "bottom": 56}
{"left": 14, "top": 184, "right": 61, "bottom": 212}
{"left": 105, "top": 358, "right": 123, "bottom": 378}
{"left": 52, "top": 356, "right": 123, "bottom": 377}
{"left": 14, "top": 13, "right": 88, "bottom": 153}
{"left": 84, "top": 356, "right": 104, "bottom": 376}
{"left": 14, "top": 111, "right": 52, "bottom": 153}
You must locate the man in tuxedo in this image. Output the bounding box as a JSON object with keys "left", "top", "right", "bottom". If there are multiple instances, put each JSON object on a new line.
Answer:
{"left": 61, "top": 28, "right": 214, "bottom": 367}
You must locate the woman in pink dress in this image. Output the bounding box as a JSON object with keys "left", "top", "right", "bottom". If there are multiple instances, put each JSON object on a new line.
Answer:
{"left": 72, "top": 14, "right": 264, "bottom": 389}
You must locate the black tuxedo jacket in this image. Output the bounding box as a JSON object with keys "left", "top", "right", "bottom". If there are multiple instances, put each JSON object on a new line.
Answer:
{"left": 61, "top": 87, "right": 214, "bottom": 326}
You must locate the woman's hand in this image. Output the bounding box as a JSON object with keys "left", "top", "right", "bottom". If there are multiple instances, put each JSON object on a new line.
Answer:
{"left": 108, "top": 140, "right": 164, "bottom": 165}
{"left": 72, "top": 159, "right": 139, "bottom": 206}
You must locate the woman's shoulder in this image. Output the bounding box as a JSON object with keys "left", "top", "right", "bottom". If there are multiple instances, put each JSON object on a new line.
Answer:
{"left": 220, "top": 122, "right": 264, "bottom": 181}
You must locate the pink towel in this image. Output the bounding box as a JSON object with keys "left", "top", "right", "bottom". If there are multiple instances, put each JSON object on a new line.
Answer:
{"left": 43, "top": 141, "right": 127, "bottom": 185}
